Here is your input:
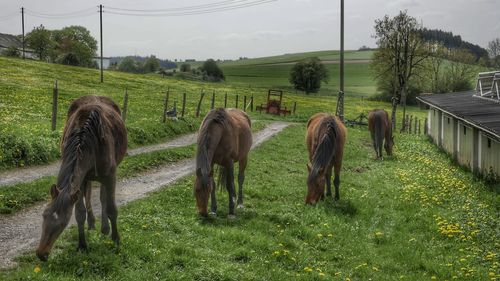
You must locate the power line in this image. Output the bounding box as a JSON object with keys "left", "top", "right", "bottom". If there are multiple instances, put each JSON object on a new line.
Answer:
{"left": 0, "top": 12, "right": 19, "bottom": 21}
{"left": 105, "top": 0, "right": 252, "bottom": 12}
{"left": 24, "top": 7, "right": 96, "bottom": 17}
{"left": 24, "top": 11, "right": 97, "bottom": 19}
{"left": 103, "top": 0, "right": 276, "bottom": 17}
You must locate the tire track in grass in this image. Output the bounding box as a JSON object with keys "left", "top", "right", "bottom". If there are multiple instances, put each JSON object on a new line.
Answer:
{"left": 0, "top": 122, "right": 289, "bottom": 268}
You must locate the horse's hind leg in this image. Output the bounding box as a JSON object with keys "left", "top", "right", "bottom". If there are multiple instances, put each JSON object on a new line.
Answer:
{"left": 210, "top": 176, "right": 217, "bottom": 215}
{"left": 325, "top": 166, "right": 333, "bottom": 198}
{"left": 75, "top": 188, "right": 88, "bottom": 251}
{"left": 237, "top": 157, "right": 248, "bottom": 208}
{"left": 85, "top": 181, "right": 95, "bottom": 230}
{"left": 100, "top": 183, "right": 110, "bottom": 235}
{"left": 104, "top": 175, "right": 120, "bottom": 245}
{"left": 333, "top": 153, "right": 343, "bottom": 201}
{"left": 226, "top": 161, "right": 236, "bottom": 218}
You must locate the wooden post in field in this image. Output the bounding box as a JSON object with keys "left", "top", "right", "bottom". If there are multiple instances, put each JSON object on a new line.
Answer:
{"left": 51, "top": 80, "right": 58, "bottom": 131}
{"left": 122, "top": 88, "right": 129, "bottom": 122}
{"left": 424, "top": 118, "right": 428, "bottom": 135}
{"left": 409, "top": 115, "right": 413, "bottom": 134}
{"left": 235, "top": 94, "right": 239, "bottom": 109}
{"left": 250, "top": 94, "right": 254, "bottom": 112}
{"left": 181, "top": 92, "right": 186, "bottom": 117}
{"left": 243, "top": 96, "right": 247, "bottom": 112}
{"left": 405, "top": 114, "right": 409, "bottom": 133}
{"left": 293, "top": 102, "right": 297, "bottom": 114}
{"left": 414, "top": 118, "right": 418, "bottom": 134}
{"left": 196, "top": 90, "right": 205, "bottom": 117}
{"left": 418, "top": 119, "right": 421, "bottom": 135}
{"left": 224, "top": 93, "right": 227, "bottom": 108}
{"left": 162, "top": 88, "right": 170, "bottom": 123}
{"left": 211, "top": 91, "right": 215, "bottom": 110}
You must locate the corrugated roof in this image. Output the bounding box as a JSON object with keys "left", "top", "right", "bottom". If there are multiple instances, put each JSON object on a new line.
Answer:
{"left": 0, "top": 33, "right": 22, "bottom": 48}
{"left": 417, "top": 91, "right": 500, "bottom": 139}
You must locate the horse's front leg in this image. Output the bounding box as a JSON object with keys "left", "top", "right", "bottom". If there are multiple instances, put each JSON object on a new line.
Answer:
{"left": 75, "top": 187, "right": 88, "bottom": 251}
{"left": 225, "top": 161, "right": 236, "bottom": 218}
{"left": 210, "top": 175, "right": 217, "bottom": 216}
{"left": 100, "top": 183, "right": 109, "bottom": 235}
{"left": 103, "top": 175, "right": 119, "bottom": 245}
{"left": 85, "top": 181, "right": 95, "bottom": 230}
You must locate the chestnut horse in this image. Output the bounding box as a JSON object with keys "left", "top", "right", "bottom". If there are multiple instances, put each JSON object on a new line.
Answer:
{"left": 368, "top": 109, "right": 393, "bottom": 159}
{"left": 194, "top": 108, "right": 252, "bottom": 218}
{"left": 37, "top": 96, "right": 127, "bottom": 261}
{"left": 306, "top": 113, "right": 347, "bottom": 204}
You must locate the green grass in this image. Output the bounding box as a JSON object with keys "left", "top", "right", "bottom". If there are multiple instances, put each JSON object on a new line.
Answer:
{"left": 2, "top": 124, "right": 498, "bottom": 280}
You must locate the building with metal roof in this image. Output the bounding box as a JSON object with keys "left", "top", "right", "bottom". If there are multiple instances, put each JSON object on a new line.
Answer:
{"left": 417, "top": 71, "right": 500, "bottom": 178}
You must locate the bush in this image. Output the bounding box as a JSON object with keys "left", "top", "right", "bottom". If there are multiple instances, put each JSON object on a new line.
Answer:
{"left": 180, "top": 63, "right": 191, "bottom": 72}
{"left": 289, "top": 57, "right": 329, "bottom": 94}
{"left": 1, "top": 46, "right": 20, "bottom": 58}
{"left": 200, "top": 59, "right": 224, "bottom": 81}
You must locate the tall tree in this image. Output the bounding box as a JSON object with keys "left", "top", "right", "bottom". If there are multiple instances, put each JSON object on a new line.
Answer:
{"left": 488, "top": 38, "right": 500, "bottom": 68}
{"left": 52, "top": 26, "right": 97, "bottom": 67}
{"left": 25, "top": 25, "right": 54, "bottom": 61}
{"left": 143, "top": 55, "right": 160, "bottom": 73}
{"left": 373, "top": 11, "right": 428, "bottom": 131}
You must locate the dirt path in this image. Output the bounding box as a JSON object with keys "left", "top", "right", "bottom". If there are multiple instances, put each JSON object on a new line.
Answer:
{"left": 0, "top": 122, "right": 289, "bottom": 268}
{"left": 0, "top": 132, "right": 198, "bottom": 188}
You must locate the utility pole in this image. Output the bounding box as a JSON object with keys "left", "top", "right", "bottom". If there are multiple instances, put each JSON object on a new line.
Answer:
{"left": 100, "top": 4, "right": 103, "bottom": 83}
{"left": 335, "top": 0, "right": 345, "bottom": 122}
{"left": 21, "top": 7, "right": 25, "bottom": 59}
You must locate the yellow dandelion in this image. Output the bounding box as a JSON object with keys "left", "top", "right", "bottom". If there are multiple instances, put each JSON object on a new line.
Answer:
{"left": 319, "top": 272, "right": 325, "bottom": 277}
{"left": 33, "top": 266, "right": 41, "bottom": 273}
{"left": 375, "top": 231, "right": 384, "bottom": 237}
{"left": 317, "top": 233, "right": 323, "bottom": 238}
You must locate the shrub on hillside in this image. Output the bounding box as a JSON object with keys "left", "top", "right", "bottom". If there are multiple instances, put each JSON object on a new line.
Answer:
{"left": 1, "top": 46, "right": 20, "bottom": 58}
{"left": 289, "top": 57, "right": 329, "bottom": 94}
{"left": 199, "top": 59, "right": 224, "bottom": 82}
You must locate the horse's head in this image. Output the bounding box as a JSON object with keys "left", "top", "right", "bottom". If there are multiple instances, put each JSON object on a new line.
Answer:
{"left": 36, "top": 184, "right": 76, "bottom": 261}
{"left": 385, "top": 135, "right": 394, "bottom": 156}
{"left": 194, "top": 168, "right": 213, "bottom": 217}
{"left": 305, "top": 164, "right": 326, "bottom": 205}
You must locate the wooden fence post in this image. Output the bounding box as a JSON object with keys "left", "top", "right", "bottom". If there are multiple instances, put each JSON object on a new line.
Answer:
{"left": 293, "top": 102, "right": 297, "bottom": 114}
{"left": 414, "top": 117, "right": 418, "bottom": 134}
{"left": 243, "top": 96, "right": 247, "bottom": 112}
{"left": 250, "top": 95, "right": 254, "bottom": 112}
{"left": 224, "top": 93, "right": 227, "bottom": 108}
{"left": 211, "top": 91, "right": 215, "bottom": 110}
{"left": 424, "top": 118, "right": 428, "bottom": 135}
{"left": 196, "top": 90, "right": 205, "bottom": 117}
{"left": 122, "top": 88, "right": 129, "bottom": 122}
{"left": 409, "top": 115, "right": 413, "bottom": 134}
{"left": 405, "top": 114, "right": 409, "bottom": 133}
{"left": 181, "top": 92, "right": 186, "bottom": 117}
{"left": 418, "top": 119, "right": 421, "bottom": 135}
{"left": 162, "top": 87, "right": 170, "bottom": 123}
{"left": 51, "top": 80, "right": 58, "bottom": 131}
{"left": 235, "top": 94, "right": 239, "bottom": 109}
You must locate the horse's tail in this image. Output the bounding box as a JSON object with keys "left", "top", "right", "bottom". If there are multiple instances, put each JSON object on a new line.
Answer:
{"left": 217, "top": 165, "right": 227, "bottom": 191}
{"left": 309, "top": 117, "right": 338, "bottom": 182}
{"left": 374, "top": 114, "right": 384, "bottom": 154}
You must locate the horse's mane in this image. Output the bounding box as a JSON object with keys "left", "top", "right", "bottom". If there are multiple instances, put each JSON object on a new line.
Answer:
{"left": 54, "top": 109, "right": 103, "bottom": 210}
{"left": 196, "top": 108, "right": 230, "bottom": 183}
{"left": 308, "top": 117, "right": 338, "bottom": 183}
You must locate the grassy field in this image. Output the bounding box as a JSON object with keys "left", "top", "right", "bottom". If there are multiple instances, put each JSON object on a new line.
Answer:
{"left": 2, "top": 124, "right": 498, "bottom": 280}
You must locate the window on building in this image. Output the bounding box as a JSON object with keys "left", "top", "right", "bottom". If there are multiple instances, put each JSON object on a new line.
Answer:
{"left": 488, "top": 138, "right": 491, "bottom": 148}
{"left": 463, "top": 126, "right": 466, "bottom": 135}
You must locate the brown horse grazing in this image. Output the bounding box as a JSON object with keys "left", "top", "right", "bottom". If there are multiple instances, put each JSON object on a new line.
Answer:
{"left": 368, "top": 109, "right": 393, "bottom": 159}
{"left": 194, "top": 108, "right": 252, "bottom": 218}
{"left": 306, "top": 113, "right": 347, "bottom": 204}
{"left": 36, "top": 95, "right": 127, "bottom": 261}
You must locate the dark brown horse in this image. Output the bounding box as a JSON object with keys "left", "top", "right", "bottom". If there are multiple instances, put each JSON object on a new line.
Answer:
{"left": 368, "top": 109, "right": 393, "bottom": 159}
{"left": 194, "top": 108, "right": 252, "bottom": 218}
{"left": 36, "top": 95, "right": 127, "bottom": 261}
{"left": 306, "top": 113, "right": 347, "bottom": 204}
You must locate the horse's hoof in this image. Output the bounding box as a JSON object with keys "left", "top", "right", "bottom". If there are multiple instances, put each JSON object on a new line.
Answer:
{"left": 228, "top": 214, "right": 236, "bottom": 220}
{"left": 209, "top": 211, "right": 217, "bottom": 217}
{"left": 77, "top": 245, "right": 87, "bottom": 252}
{"left": 237, "top": 204, "right": 244, "bottom": 209}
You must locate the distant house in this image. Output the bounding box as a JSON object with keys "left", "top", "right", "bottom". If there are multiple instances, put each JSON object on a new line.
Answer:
{"left": 0, "top": 33, "right": 37, "bottom": 59}
{"left": 93, "top": 57, "right": 111, "bottom": 69}
{"left": 185, "top": 59, "right": 196, "bottom": 62}
{"left": 417, "top": 71, "right": 500, "bottom": 178}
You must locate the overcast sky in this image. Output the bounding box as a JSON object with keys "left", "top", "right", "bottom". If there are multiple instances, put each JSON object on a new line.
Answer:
{"left": 1, "top": 0, "right": 499, "bottom": 60}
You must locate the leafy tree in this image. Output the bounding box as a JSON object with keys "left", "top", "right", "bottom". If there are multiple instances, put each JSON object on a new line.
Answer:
{"left": 143, "top": 55, "right": 160, "bottom": 73}
{"left": 180, "top": 63, "right": 191, "bottom": 72}
{"left": 373, "top": 11, "right": 428, "bottom": 131}
{"left": 52, "top": 26, "right": 97, "bottom": 67}
{"left": 25, "top": 25, "right": 54, "bottom": 61}
{"left": 118, "top": 57, "right": 139, "bottom": 73}
{"left": 289, "top": 57, "right": 329, "bottom": 94}
{"left": 488, "top": 38, "right": 500, "bottom": 68}
{"left": 200, "top": 59, "right": 224, "bottom": 81}
{"left": 1, "top": 46, "right": 20, "bottom": 57}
